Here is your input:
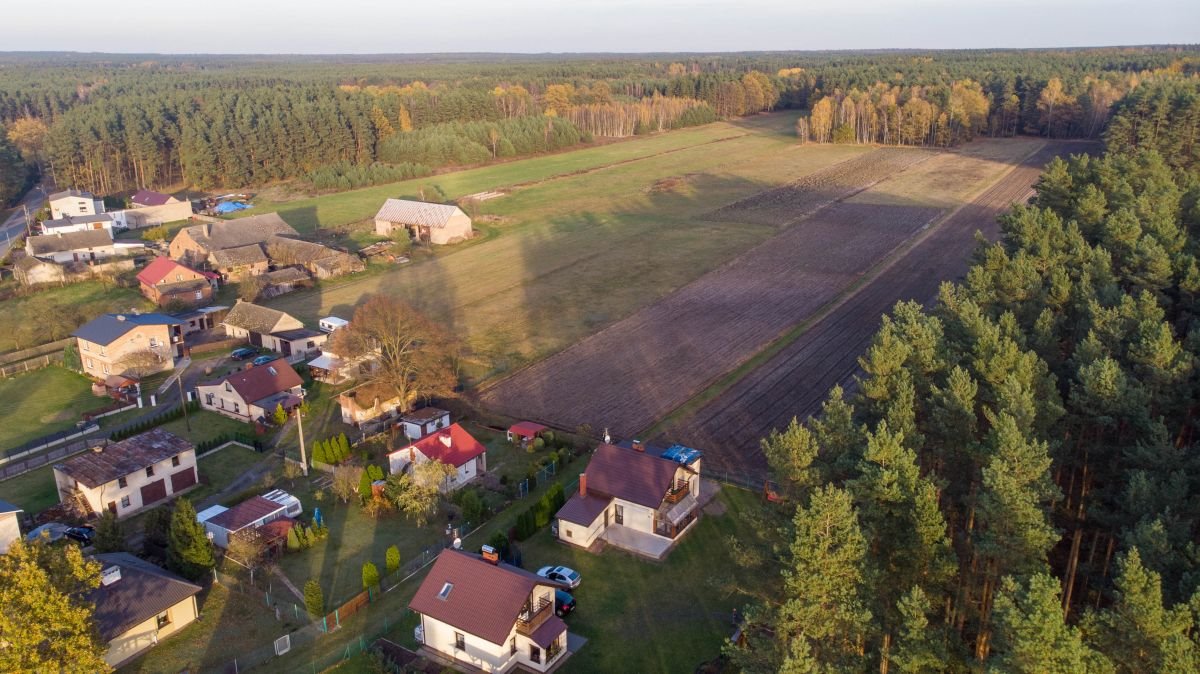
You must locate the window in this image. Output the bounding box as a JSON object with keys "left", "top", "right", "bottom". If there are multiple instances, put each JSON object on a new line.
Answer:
{"left": 103, "top": 364, "right": 110, "bottom": 375}
{"left": 529, "top": 645, "right": 541, "bottom": 664}
{"left": 86, "top": 358, "right": 94, "bottom": 368}
{"left": 195, "top": 290, "right": 203, "bottom": 300}
{"left": 99, "top": 346, "right": 106, "bottom": 356}
{"left": 511, "top": 637, "right": 517, "bottom": 656}
{"left": 120, "top": 495, "right": 131, "bottom": 509}
{"left": 454, "top": 632, "right": 465, "bottom": 651}
{"left": 172, "top": 456, "right": 180, "bottom": 467}
{"left": 145, "top": 466, "right": 154, "bottom": 477}
{"left": 176, "top": 274, "right": 182, "bottom": 282}
{"left": 614, "top": 504, "right": 624, "bottom": 525}
{"left": 225, "top": 383, "right": 232, "bottom": 392}
{"left": 118, "top": 477, "right": 127, "bottom": 489}
{"left": 438, "top": 582, "right": 454, "bottom": 600}
{"left": 565, "top": 528, "right": 572, "bottom": 538}
{"left": 205, "top": 393, "right": 214, "bottom": 406}
{"left": 156, "top": 611, "right": 171, "bottom": 629}
{"left": 233, "top": 403, "right": 240, "bottom": 414}
{"left": 81, "top": 341, "right": 89, "bottom": 351}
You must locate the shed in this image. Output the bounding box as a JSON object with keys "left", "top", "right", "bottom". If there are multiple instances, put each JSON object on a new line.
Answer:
{"left": 507, "top": 421, "right": 548, "bottom": 446}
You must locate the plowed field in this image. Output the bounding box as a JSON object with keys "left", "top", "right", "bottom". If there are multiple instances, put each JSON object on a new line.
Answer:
{"left": 659, "top": 141, "right": 1092, "bottom": 477}
{"left": 480, "top": 146, "right": 948, "bottom": 435}
{"left": 705, "top": 148, "right": 935, "bottom": 226}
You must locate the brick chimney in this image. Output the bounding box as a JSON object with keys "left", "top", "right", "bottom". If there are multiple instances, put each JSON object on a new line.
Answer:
{"left": 632, "top": 439, "right": 644, "bottom": 452}
{"left": 579, "top": 473, "right": 587, "bottom": 497}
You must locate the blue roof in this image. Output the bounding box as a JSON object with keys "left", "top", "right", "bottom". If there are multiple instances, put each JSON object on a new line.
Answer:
{"left": 661, "top": 444, "right": 702, "bottom": 465}
{"left": 72, "top": 313, "right": 183, "bottom": 346}
{"left": 0, "top": 499, "right": 22, "bottom": 514}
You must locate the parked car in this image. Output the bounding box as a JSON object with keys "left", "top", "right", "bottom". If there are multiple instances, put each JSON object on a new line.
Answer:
{"left": 64, "top": 525, "right": 95, "bottom": 547}
{"left": 25, "top": 522, "right": 70, "bottom": 543}
{"left": 231, "top": 347, "right": 258, "bottom": 360}
{"left": 251, "top": 354, "right": 280, "bottom": 366}
{"left": 537, "top": 565, "right": 581, "bottom": 589}
{"left": 555, "top": 589, "right": 576, "bottom": 617}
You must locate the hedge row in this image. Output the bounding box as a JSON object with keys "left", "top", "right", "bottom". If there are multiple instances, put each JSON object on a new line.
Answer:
{"left": 513, "top": 483, "right": 566, "bottom": 541}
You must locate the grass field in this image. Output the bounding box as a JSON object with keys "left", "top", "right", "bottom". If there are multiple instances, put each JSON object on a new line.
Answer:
{"left": 158, "top": 410, "right": 257, "bottom": 447}
{"left": 0, "top": 366, "right": 113, "bottom": 449}
{"left": 255, "top": 114, "right": 872, "bottom": 383}
{"left": 0, "top": 465, "right": 57, "bottom": 513}
{"left": 0, "top": 281, "right": 152, "bottom": 354}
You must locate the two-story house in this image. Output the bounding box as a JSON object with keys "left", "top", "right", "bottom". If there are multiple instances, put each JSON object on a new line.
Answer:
{"left": 48, "top": 188, "right": 105, "bottom": 220}
{"left": 410, "top": 549, "right": 572, "bottom": 672}
{"left": 52, "top": 429, "right": 198, "bottom": 519}
{"left": 136, "top": 257, "right": 219, "bottom": 308}
{"left": 195, "top": 358, "right": 304, "bottom": 422}
{"left": 555, "top": 442, "right": 702, "bottom": 560}
{"left": 387, "top": 423, "right": 487, "bottom": 493}
{"left": 72, "top": 313, "right": 184, "bottom": 380}
{"left": 222, "top": 301, "right": 327, "bottom": 363}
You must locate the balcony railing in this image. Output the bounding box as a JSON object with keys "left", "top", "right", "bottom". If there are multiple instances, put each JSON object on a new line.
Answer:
{"left": 516, "top": 596, "right": 553, "bottom": 636}
{"left": 663, "top": 479, "right": 690, "bottom": 504}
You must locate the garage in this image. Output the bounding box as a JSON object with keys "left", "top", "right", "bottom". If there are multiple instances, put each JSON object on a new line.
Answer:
{"left": 140, "top": 479, "right": 167, "bottom": 506}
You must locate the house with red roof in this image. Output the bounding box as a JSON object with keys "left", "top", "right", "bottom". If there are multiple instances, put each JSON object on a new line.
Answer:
{"left": 136, "top": 257, "right": 219, "bottom": 308}
{"left": 388, "top": 423, "right": 487, "bottom": 493}
{"left": 555, "top": 443, "right": 703, "bottom": 560}
{"left": 410, "top": 549, "right": 572, "bottom": 672}
{"left": 506, "top": 421, "right": 547, "bottom": 448}
{"left": 194, "top": 358, "right": 304, "bottom": 422}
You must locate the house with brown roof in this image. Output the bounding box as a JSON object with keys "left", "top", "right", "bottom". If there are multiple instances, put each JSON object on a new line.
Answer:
{"left": 264, "top": 235, "right": 364, "bottom": 279}
{"left": 222, "top": 301, "right": 327, "bottom": 362}
{"left": 338, "top": 381, "right": 404, "bottom": 429}
{"left": 88, "top": 552, "right": 202, "bottom": 667}
{"left": 208, "top": 244, "right": 269, "bottom": 280}
{"left": 197, "top": 495, "right": 290, "bottom": 548}
{"left": 168, "top": 212, "right": 298, "bottom": 267}
{"left": 130, "top": 189, "right": 181, "bottom": 208}
{"left": 410, "top": 549, "right": 572, "bottom": 672}
{"left": 52, "top": 429, "right": 198, "bottom": 519}
{"left": 375, "top": 199, "right": 473, "bottom": 245}
{"left": 387, "top": 423, "right": 487, "bottom": 492}
{"left": 195, "top": 357, "right": 305, "bottom": 422}
{"left": 258, "top": 266, "right": 313, "bottom": 299}
{"left": 555, "top": 442, "right": 702, "bottom": 560}
{"left": 136, "top": 257, "right": 218, "bottom": 308}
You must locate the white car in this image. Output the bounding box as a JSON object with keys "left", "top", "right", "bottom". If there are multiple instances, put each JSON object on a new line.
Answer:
{"left": 537, "top": 565, "right": 581, "bottom": 589}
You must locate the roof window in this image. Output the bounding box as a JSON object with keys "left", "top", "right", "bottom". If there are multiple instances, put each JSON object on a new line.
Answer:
{"left": 438, "top": 582, "right": 453, "bottom": 600}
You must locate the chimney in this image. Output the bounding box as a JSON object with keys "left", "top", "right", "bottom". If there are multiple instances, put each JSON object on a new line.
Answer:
{"left": 91, "top": 445, "right": 104, "bottom": 453}
{"left": 579, "top": 473, "right": 587, "bottom": 497}
{"left": 481, "top": 545, "right": 499, "bottom": 565}
{"left": 632, "top": 439, "right": 644, "bottom": 452}
{"left": 409, "top": 447, "right": 415, "bottom": 462}
{"left": 100, "top": 566, "right": 122, "bottom": 586}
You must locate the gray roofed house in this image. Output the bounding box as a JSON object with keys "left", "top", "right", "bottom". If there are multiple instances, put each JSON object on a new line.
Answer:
{"left": 48, "top": 188, "right": 96, "bottom": 201}
{"left": 209, "top": 243, "right": 269, "bottom": 273}
{"left": 48, "top": 189, "right": 105, "bottom": 220}
{"left": 54, "top": 428, "right": 194, "bottom": 489}
{"left": 374, "top": 199, "right": 473, "bottom": 245}
{"left": 223, "top": 301, "right": 304, "bottom": 336}
{"left": 40, "top": 213, "right": 115, "bottom": 235}
{"left": 25, "top": 229, "right": 116, "bottom": 263}
{"left": 87, "top": 552, "right": 203, "bottom": 667}
{"left": 264, "top": 235, "right": 363, "bottom": 279}
{"left": 72, "top": 312, "right": 183, "bottom": 347}
{"left": 169, "top": 212, "right": 298, "bottom": 265}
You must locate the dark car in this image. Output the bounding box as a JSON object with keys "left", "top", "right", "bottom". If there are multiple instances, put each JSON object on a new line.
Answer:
{"left": 251, "top": 354, "right": 279, "bottom": 366}
{"left": 231, "top": 347, "right": 258, "bottom": 360}
{"left": 555, "top": 589, "right": 576, "bottom": 617}
{"left": 64, "top": 525, "right": 95, "bottom": 547}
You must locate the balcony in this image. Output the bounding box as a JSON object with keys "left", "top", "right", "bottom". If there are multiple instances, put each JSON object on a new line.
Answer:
{"left": 515, "top": 595, "right": 553, "bottom": 636}
{"left": 663, "top": 479, "right": 690, "bottom": 504}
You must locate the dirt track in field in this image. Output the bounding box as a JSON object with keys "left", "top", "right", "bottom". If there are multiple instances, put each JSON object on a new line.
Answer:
{"left": 479, "top": 147, "right": 943, "bottom": 437}
{"left": 657, "top": 141, "right": 1091, "bottom": 478}
{"left": 705, "top": 148, "right": 935, "bottom": 226}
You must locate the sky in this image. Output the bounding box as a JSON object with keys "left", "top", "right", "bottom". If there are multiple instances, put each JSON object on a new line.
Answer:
{"left": 6, "top": 0, "right": 1198, "bottom": 54}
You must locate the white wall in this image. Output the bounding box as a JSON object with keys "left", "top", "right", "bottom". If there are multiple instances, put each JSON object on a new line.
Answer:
{"left": 104, "top": 595, "right": 197, "bottom": 668}
{"left": 54, "top": 449, "right": 198, "bottom": 519}
{"left": 42, "top": 220, "right": 114, "bottom": 235}
{"left": 401, "top": 411, "right": 450, "bottom": 440}
{"left": 198, "top": 382, "right": 250, "bottom": 420}
{"left": 420, "top": 615, "right": 516, "bottom": 673}
{"left": 50, "top": 196, "right": 103, "bottom": 220}
{"left": 558, "top": 507, "right": 607, "bottom": 548}
{"left": 430, "top": 213, "right": 473, "bottom": 245}
{"left": 0, "top": 512, "right": 21, "bottom": 554}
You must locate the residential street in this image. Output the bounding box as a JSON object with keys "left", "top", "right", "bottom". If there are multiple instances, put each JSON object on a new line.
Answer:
{"left": 0, "top": 182, "right": 47, "bottom": 258}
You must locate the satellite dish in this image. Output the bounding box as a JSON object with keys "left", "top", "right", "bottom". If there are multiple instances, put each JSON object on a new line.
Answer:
{"left": 452, "top": 537, "right": 462, "bottom": 549}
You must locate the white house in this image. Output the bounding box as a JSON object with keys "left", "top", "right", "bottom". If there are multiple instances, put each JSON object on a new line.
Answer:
{"left": 337, "top": 381, "right": 403, "bottom": 428}
{"left": 88, "top": 553, "right": 202, "bottom": 668}
{"left": 399, "top": 407, "right": 451, "bottom": 440}
{"left": 52, "top": 429, "right": 198, "bottom": 519}
{"left": 195, "top": 358, "right": 305, "bottom": 422}
{"left": 410, "top": 549, "right": 571, "bottom": 672}
{"left": 0, "top": 499, "right": 22, "bottom": 554}
{"left": 196, "top": 495, "right": 290, "bottom": 548}
{"left": 555, "top": 442, "right": 702, "bottom": 560}
{"left": 48, "top": 189, "right": 105, "bottom": 220}
{"left": 25, "top": 229, "right": 118, "bottom": 264}
{"left": 40, "top": 213, "right": 116, "bottom": 235}
{"left": 374, "top": 199, "right": 473, "bottom": 245}
{"left": 388, "top": 423, "right": 486, "bottom": 493}
{"left": 222, "top": 301, "right": 327, "bottom": 363}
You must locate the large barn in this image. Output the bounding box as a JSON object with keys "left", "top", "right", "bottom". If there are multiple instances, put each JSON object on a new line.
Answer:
{"left": 374, "top": 199, "right": 473, "bottom": 245}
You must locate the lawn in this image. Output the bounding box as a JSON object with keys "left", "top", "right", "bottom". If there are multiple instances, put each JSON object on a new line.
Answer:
{"left": 158, "top": 409, "right": 258, "bottom": 446}
{"left": 118, "top": 583, "right": 304, "bottom": 674}
{"left": 0, "top": 281, "right": 153, "bottom": 354}
{"left": 0, "top": 466, "right": 58, "bottom": 514}
{"left": 0, "top": 366, "right": 114, "bottom": 450}
{"left": 256, "top": 114, "right": 872, "bottom": 384}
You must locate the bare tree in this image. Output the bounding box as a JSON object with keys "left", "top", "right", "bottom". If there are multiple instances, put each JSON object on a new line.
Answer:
{"left": 226, "top": 529, "right": 267, "bottom": 571}
{"left": 331, "top": 295, "right": 456, "bottom": 413}
{"left": 332, "top": 465, "right": 362, "bottom": 504}
{"left": 116, "top": 349, "right": 165, "bottom": 378}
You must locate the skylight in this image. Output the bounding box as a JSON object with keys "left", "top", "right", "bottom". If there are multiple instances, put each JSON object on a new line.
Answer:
{"left": 438, "top": 582, "right": 453, "bottom": 600}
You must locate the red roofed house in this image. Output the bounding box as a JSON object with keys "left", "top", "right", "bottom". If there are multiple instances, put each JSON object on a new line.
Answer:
{"left": 555, "top": 443, "right": 702, "bottom": 560}
{"left": 388, "top": 423, "right": 487, "bottom": 493}
{"left": 506, "top": 421, "right": 547, "bottom": 448}
{"left": 410, "top": 549, "right": 571, "bottom": 672}
{"left": 195, "top": 358, "right": 304, "bottom": 422}
{"left": 197, "top": 496, "right": 289, "bottom": 548}
{"left": 136, "top": 257, "right": 219, "bottom": 308}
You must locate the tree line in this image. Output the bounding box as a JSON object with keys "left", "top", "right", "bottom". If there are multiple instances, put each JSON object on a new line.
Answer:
{"left": 731, "top": 78, "right": 1200, "bottom": 672}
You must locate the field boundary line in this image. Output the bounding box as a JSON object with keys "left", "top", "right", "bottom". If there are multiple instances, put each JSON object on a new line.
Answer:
{"left": 642, "top": 139, "right": 1050, "bottom": 440}
{"left": 475, "top": 147, "right": 938, "bottom": 397}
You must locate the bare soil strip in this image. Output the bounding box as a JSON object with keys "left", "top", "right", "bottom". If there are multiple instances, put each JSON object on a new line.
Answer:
{"left": 480, "top": 147, "right": 943, "bottom": 435}
{"left": 658, "top": 141, "right": 1091, "bottom": 477}
{"left": 705, "top": 148, "right": 936, "bottom": 226}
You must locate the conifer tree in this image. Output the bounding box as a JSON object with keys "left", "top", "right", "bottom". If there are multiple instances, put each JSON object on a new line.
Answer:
{"left": 167, "top": 498, "right": 215, "bottom": 581}
{"left": 989, "top": 573, "right": 1111, "bottom": 673}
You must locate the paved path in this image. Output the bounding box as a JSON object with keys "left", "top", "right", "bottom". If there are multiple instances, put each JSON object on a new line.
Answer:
{"left": 0, "top": 183, "right": 48, "bottom": 258}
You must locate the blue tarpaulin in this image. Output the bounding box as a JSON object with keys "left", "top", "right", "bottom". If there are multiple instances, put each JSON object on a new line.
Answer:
{"left": 661, "top": 444, "right": 702, "bottom": 465}
{"left": 214, "top": 201, "right": 250, "bottom": 214}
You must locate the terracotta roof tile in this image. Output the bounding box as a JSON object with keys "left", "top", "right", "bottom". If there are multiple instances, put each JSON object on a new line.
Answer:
{"left": 578, "top": 443, "right": 678, "bottom": 509}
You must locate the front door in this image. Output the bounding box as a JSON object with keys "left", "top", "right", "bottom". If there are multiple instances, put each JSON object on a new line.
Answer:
{"left": 249, "top": 331, "right": 263, "bottom": 347}
{"left": 280, "top": 340, "right": 292, "bottom": 357}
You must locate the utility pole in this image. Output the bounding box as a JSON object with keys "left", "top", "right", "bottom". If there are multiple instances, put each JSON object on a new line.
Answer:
{"left": 176, "top": 371, "right": 191, "bottom": 432}
{"left": 296, "top": 406, "right": 309, "bottom": 477}
{"left": 23, "top": 204, "right": 31, "bottom": 237}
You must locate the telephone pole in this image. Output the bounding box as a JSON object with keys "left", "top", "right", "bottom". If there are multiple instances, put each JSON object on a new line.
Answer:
{"left": 176, "top": 371, "right": 191, "bottom": 432}
{"left": 296, "top": 406, "right": 309, "bottom": 477}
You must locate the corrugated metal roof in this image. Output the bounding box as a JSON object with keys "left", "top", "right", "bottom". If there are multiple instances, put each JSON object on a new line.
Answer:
{"left": 374, "top": 199, "right": 465, "bottom": 229}
{"left": 54, "top": 429, "right": 194, "bottom": 489}
{"left": 88, "top": 553, "right": 202, "bottom": 641}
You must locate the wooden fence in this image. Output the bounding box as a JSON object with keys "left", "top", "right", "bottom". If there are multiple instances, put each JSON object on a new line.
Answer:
{"left": 0, "top": 338, "right": 72, "bottom": 367}
{"left": 0, "top": 352, "right": 65, "bottom": 378}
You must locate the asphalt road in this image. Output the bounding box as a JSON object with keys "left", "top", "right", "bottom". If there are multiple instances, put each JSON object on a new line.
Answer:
{"left": 0, "top": 182, "right": 48, "bottom": 258}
